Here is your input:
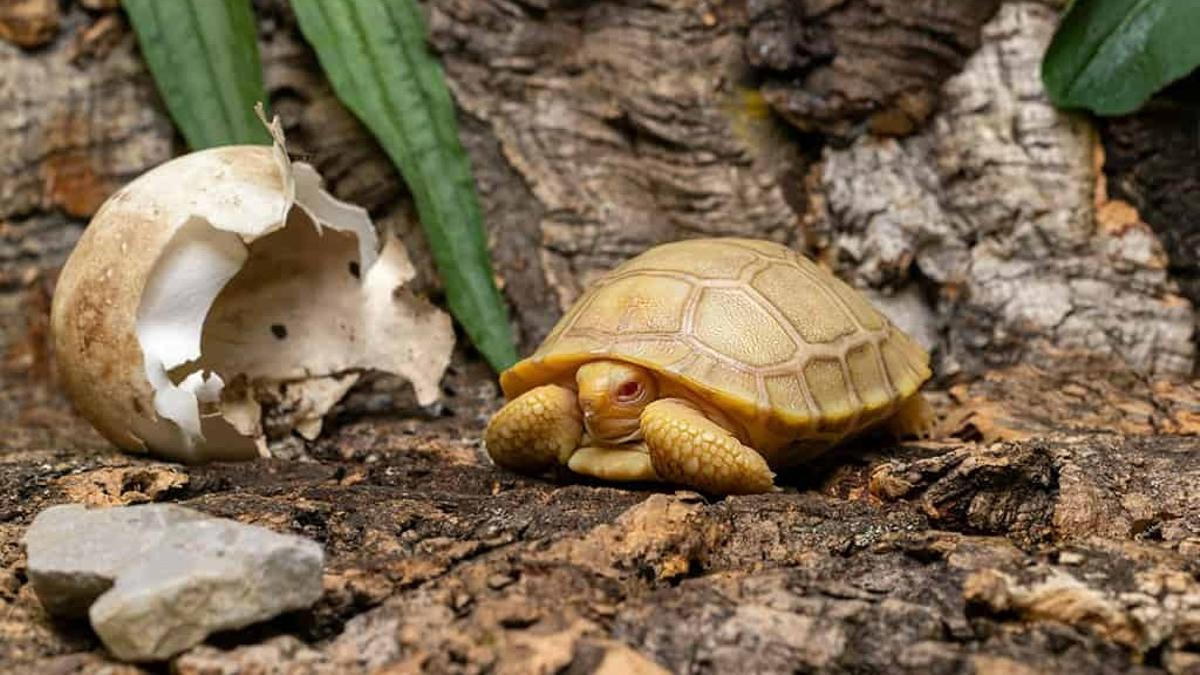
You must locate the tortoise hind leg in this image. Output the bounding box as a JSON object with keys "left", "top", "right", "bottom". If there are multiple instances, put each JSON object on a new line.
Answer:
{"left": 640, "top": 398, "right": 775, "bottom": 495}
{"left": 485, "top": 385, "right": 582, "bottom": 473}
{"left": 886, "top": 393, "right": 936, "bottom": 440}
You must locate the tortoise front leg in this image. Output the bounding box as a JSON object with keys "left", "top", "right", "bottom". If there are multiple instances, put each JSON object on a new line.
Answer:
{"left": 485, "top": 385, "right": 582, "bottom": 473}
{"left": 640, "top": 398, "right": 775, "bottom": 495}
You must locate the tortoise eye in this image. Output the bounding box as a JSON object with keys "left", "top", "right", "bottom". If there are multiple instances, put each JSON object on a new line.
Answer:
{"left": 616, "top": 381, "right": 642, "bottom": 401}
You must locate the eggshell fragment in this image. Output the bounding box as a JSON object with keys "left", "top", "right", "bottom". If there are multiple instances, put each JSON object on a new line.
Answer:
{"left": 50, "top": 116, "right": 454, "bottom": 462}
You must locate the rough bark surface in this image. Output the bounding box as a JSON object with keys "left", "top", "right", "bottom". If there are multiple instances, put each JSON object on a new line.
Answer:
{"left": 1101, "top": 73, "right": 1200, "bottom": 310}
{"left": 0, "top": 9, "right": 172, "bottom": 387}
{"left": 3, "top": 361, "right": 1200, "bottom": 673}
{"left": 809, "top": 1, "right": 1196, "bottom": 379}
{"left": 745, "top": 0, "right": 1003, "bottom": 137}
{"left": 3, "top": 1, "right": 1200, "bottom": 673}
{"left": 425, "top": 0, "right": 804, "bottom": 346}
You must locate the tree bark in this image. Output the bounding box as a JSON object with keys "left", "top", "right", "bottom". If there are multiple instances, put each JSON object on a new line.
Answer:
{"left": 807, "top": 1, "right": 1194, "bottom": 379}
{"left": 745, "top": 0, "right": 1003, "bottom": 137}
{"left": 1101, "top": 72, "right": 1200, "bottom": 311}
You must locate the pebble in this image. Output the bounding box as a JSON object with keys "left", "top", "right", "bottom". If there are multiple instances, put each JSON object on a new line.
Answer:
{"left": 23, "top": 503, "right": 324, "bottom": 662}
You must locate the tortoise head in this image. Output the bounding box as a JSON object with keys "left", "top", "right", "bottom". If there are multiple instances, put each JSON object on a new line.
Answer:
{"left": 575, "top": 360, "right": 658, "bottom": 443}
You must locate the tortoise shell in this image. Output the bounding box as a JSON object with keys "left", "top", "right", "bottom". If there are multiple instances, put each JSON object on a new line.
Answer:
{"left": 500, "top": 238, "right": 931, "bottom": 456}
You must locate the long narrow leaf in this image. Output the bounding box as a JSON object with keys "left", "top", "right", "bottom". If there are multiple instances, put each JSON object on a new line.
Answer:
{"left": 123, "top": 0, "right": 271, "bottom": 148}
{"left": 1042, "top": 0, "right": 1200, "bottom": 116}
{"left": 291, "top": 0, "right": 518, "bottom": 372}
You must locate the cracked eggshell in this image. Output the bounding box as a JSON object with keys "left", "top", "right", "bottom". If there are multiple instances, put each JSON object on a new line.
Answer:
{"left": 51, "top": 128, "right": 454, "bottom": 463}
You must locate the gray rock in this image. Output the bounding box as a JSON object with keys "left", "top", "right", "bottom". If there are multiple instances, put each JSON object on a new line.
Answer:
{"left": 23, "top": 504, "right": 324, "bottom": 662}
{"left": 22, "top": 503, "right": 207, "bottom": 617}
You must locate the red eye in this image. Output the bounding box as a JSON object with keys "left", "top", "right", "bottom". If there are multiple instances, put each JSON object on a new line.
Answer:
{"left": 616, "top": 381, "right": 642, "bottom": 401}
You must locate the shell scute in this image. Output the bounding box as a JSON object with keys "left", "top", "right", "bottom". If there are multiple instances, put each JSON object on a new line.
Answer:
{"left": 573, "top": 275, "right": 692, "bottom": 334}
{"left": 764, "top": 374, "right": 811, "bottom": 418}
{"left": 750, "top": 264, "right": 857, "bottom": 344}
{"left": 686, "top": 351, "right": 759, "bottom": 405}
{"left": 610, "top": 338, "right": 694, "bottom": 370}
{"left": 880, "top": 337, "right": 924, "bottom": 398}
{"left": 693, "top": 287, "right": 795, "bottom": 367}
{"left": 824, "top": 274, "right": 887, "bottom": 331}
{"left": 803, "top": 358, "right": 854, "bottom": 422}
{"left": 617, "top": 240, "right": 758, "bottom": 279}
{"left": 845, "top": 344, "right": 892, "bottom": 411}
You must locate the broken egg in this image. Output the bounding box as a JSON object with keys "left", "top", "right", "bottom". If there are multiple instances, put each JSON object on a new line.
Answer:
{"left": 50, "top": 114, "right": 454, "bottom": 462}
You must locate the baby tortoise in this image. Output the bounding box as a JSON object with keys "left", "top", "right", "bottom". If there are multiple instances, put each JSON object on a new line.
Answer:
{"left": 485, "top": 238, "right": 932, "bottom": 494}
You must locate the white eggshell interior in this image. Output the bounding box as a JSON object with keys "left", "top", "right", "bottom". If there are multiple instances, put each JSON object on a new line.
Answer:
{"left": 122, "top": 118, "right": 453, "bottom": 462}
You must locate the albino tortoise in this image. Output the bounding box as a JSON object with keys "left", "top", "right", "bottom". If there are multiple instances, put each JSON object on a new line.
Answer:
{"left": 485, "top": 238, "right": 933, "bottom": 494}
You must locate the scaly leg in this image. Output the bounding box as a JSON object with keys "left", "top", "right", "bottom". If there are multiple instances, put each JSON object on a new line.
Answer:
{"left": 886, "top": 393, "right": 936, "bottom": 440}
{"left": 485, "top": 385, "right": 582, "bottom": 473}
{"left": 640, "top": 398, "right": 775, "bottom": 495}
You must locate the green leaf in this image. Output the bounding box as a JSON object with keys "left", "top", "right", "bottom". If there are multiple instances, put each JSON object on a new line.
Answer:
{"left": 1042, "top": 0, "right": 1200, "bottom": 116}
{"left": 123, "top": 0, "right": 271, "bottom": 148}
{"left": 291, "top": 0, "right": 518, "bottom": 373}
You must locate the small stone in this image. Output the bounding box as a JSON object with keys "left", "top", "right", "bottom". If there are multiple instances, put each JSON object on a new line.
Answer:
{"left": 23, "top": 504, "right": 324, "bottom": 662}
{"left": 23, "top": 503, "right": 207, "bottom": 617}
{"left": 1057, "top": 551, "right": 1085, "bottom": 566}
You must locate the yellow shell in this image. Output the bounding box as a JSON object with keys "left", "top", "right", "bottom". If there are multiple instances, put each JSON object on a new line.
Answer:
{"left": 500, "top": 238, "right": 931, "bottom": 462}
